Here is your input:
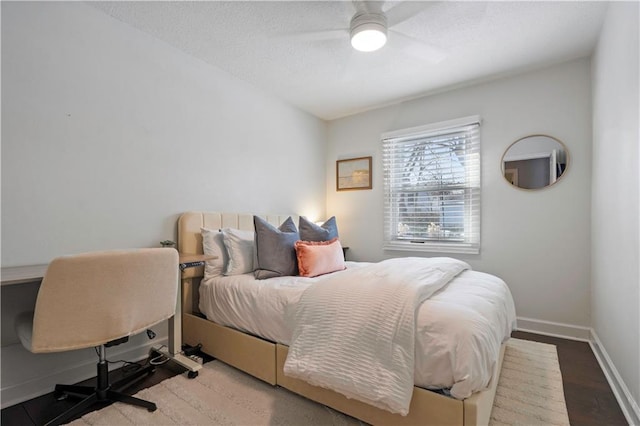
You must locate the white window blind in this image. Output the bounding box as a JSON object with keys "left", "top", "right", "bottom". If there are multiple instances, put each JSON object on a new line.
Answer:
{"left": 382, "top": 116, "right": 481, "bottom": 254}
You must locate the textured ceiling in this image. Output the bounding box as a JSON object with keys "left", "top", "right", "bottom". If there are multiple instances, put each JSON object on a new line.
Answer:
{"left": 89, "top": 1, "right": 607, "bottom": 120}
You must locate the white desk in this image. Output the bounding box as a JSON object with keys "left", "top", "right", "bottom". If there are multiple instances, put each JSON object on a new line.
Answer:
{"left": 1, "top": 264, "right": 48, "bottom": 286}
{"left": 0, "top": 254, "right": 214, "bottom": 377}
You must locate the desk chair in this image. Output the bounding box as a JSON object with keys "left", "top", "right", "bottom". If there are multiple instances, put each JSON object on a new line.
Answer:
{"left": 15, "top": 248, "right": 179, "bottom": 426}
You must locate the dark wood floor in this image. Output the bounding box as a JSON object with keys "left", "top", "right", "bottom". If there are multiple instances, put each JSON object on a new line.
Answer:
{"left": 2, "top": 333, "right": 628, "bottom": 426}
{"left": 512, "top": 331, "right": 627, "bottom": 426}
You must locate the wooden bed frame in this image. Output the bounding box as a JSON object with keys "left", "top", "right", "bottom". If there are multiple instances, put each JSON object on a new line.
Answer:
{"left": 178, "top": 211, "right": 505, "bottom": 426}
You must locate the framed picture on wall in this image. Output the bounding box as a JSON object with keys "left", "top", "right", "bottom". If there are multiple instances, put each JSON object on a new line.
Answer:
{"left": 336, "top": 156, "right": 372, "bottom": 191}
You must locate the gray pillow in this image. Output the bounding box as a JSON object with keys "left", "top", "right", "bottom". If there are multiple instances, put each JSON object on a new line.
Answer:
{"left": 299, "top": 216, "right": 339, "bottom": 242}
{"left": 254, "top": 216, "right": 299, "bottom": 279}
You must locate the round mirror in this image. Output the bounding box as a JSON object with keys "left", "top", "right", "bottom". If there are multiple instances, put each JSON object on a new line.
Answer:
{"left": 501, "top": 135, "right": 568, "bottom": 190}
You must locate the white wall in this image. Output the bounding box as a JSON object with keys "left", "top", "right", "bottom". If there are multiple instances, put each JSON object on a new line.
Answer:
{"left": 1, "top": 2, "right": 327, "bottom": 267}
{"left": 1, "top": 1, "right": 326, "bottom": 406}
{"left": 327, "top": 59, "right": 592, "bottom": 331}
{"left": 591, "top": 2, "right": 640, "bottom": 423}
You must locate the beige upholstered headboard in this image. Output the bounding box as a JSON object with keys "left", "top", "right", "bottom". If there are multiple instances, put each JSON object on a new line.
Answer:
{"left": 177, "top": 211, "right": 298, "bottom": 279}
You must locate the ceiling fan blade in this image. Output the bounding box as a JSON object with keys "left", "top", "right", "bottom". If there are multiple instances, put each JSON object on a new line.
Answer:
{"left": 385, "top": 1, "right": 438, "bottom": 27}
{"left": 273, "top": 29, "right": 347, "bottom": 43}
{"left": 352, "top": 0, "right": 385, "bottom": 15}
{"left": 337, "top": 49, "right": 359, "bottom": 82}
{"left": 388, "top": 29, "right": 448, "bottom": 64}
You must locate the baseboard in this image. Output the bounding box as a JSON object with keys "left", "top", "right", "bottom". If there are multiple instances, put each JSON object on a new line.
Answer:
{"left": 515, "top": 316, "right": 591, "bottom": 341}
{"left": 0, "top": 336, "right": 168, "bottom": 409}
{"left": 589, "top": 330, "right": 640, "bottom": 426}
{"left": 516, "top": 318, "right": 640, "bottom": 425}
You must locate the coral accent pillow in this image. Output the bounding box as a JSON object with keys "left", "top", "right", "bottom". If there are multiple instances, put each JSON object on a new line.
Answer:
{"left": 295, "top": 238, "right": 346, "bottom": 278}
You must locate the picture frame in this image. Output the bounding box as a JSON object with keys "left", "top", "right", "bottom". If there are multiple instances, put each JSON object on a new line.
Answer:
{"left": 336, "top": 156, "right": 372, "bottom": 191}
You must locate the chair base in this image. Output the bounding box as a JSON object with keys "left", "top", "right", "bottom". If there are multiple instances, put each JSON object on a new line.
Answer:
{"left": 44, "top": 362, "right": 157, "bottom": 426}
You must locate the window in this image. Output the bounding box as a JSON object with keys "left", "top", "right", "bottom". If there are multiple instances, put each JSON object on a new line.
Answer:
{"left": 382, "top": 116, "right": 481, "bottom": 254}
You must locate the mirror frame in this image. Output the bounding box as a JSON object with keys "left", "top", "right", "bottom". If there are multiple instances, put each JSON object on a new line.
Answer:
{"left": 501, "top": 134, "right": 569, "bottom": 191}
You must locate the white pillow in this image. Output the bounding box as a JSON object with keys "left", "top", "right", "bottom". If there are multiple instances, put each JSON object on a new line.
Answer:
{"left": 221, "top": 228, "right": 255, "bottom": 275}
{"left": 200, "top": 227, "right": 228, "bottom": 279}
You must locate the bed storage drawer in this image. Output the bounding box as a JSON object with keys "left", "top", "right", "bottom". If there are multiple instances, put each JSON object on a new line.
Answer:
{"left": 183, "top": 313, "right": 277, "bottom": 385}
{"left": 275, "top": 344, "right": 463, "bottom": 426}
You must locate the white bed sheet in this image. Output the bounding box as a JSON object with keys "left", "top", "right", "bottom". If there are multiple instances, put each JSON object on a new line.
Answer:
{"left": 198, "top": 261, "right": 516, "bottom": 393}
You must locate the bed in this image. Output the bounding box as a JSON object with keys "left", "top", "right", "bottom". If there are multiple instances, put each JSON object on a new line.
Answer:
{"left": 178, "top": 211, "right": 516, "bottom": 425}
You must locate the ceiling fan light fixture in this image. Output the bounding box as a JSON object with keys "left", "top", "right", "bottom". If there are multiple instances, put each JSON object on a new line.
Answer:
{"left": 350, "top": 12, "right": 387, "bottom": 52}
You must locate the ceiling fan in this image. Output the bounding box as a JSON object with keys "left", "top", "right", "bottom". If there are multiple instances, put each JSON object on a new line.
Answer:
{"left": 349, "top": 0, "right": 439, "bottom": 53}
{"left": 349, "top": 6, "right": 388, "bottom": 52}
{"left": 283, "top": 1, "right": 453, "bottom": 64}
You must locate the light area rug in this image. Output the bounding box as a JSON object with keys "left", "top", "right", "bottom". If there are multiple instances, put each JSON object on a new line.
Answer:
{"left": 489, "top": 338, "right": 570, "bottom": 426}
{"left": 70, "top": 338, "right": 569, "bottom": 426}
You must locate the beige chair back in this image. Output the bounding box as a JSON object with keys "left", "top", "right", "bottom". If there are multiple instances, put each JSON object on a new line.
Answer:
{"left": 30, "top": 249, "right": 178, "bottom": 353}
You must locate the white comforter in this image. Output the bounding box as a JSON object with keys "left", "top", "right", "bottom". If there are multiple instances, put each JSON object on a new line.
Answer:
{"left": 199, "top": 260, "right": 516, "bottom": 409}
{"left": 283, "top": 257, "right": 469, "bottom": 415}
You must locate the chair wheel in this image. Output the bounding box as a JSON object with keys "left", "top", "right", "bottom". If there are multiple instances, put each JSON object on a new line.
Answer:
{"left": 148, "top": 406, "right": 157, "bottom": 412}
{"left": 187, "top": 371, "right": 198, "bottom": 379}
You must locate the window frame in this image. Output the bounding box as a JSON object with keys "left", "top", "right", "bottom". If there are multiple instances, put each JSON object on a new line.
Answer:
{"left": 382, "top": 115, "right": 481, "bottom": 255}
